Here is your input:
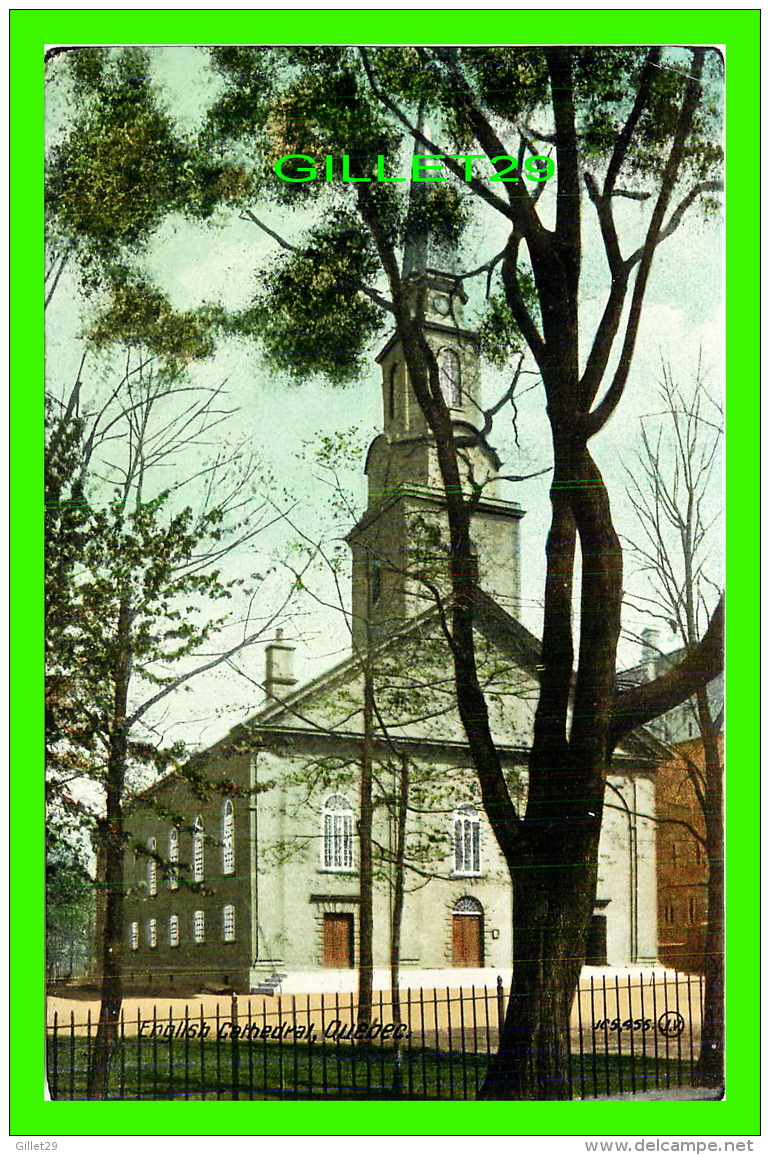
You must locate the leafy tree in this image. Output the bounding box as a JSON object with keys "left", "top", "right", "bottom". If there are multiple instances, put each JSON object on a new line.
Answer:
{"left": 199, "top": 45, "right": 725, "bottom": 1099}
{"left": 45, "top": 53, "right": 295, "bottom": 1095}
{"left": 45, "top": 828, "right": 94, "bottom": 981}
{"left": 45, "top": 335, "right": 285, "bottom": 1097}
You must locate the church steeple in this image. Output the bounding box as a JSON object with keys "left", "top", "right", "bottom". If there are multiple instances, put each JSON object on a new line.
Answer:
{"left": 346, "top": 180, "right": 525, "bottom": 649}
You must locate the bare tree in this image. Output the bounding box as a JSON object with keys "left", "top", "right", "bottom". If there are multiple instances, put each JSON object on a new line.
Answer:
{"left": 624, "top": 362, "right": 724, "bottom": 1088}
{"left": 46, "top": 348, "right": 290, "bottom": 1097}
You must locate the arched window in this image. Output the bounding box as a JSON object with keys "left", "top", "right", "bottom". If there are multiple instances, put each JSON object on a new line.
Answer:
{"left": 388, "top": 363, "right": 399, "bottom": 421}
{"left": 438, "top": 348, "right": 461, "bottom": 408}
{"left": 222, "top": 800, "right": 235, "bottom": 875}
{"left": 130, "top": 922, "right": 139, "bottom": 951}
{"left": 147, "top": 837, "right": 157, "bottom": 896}
{"left": 223, "top": 904, "right": 236, "bottom": 942}
{"left": 454, "top": 895, "right": 483, "bottom": 914}
{"left": 453, "top": 804, "right": 481, "bottom": 875}
{"left": 168, "top": 915, "right": 179, "bottom": 947}
{"left": 323, "top": 794, "right": 354, "bottom": 871}
{"left": 168, "top": 828, "right": 179, "bottom": 890}
{"left": 147, "top": 918, "right": 157, "bottom": 949}
{"left": 193, "top": 910, "right": 205, "bottom": 943}
{"left": 193, "top": 816, "right": 204, "bottom": 882}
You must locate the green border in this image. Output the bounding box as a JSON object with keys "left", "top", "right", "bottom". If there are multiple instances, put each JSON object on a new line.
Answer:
{"left": 14, "top": 7, "right": 759, "bottom": 1138}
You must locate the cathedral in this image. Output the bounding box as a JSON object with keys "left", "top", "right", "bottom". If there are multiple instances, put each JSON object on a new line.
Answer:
{"left": 122, "top": 264, "right": 661, "bottom": 994}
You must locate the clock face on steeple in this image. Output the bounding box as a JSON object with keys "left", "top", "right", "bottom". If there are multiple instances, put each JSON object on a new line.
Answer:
{"left": 432, "top": 292, "right": 451, "bottom": 317}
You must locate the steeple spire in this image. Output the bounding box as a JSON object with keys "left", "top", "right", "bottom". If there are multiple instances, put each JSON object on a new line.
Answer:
{"left": 402, "top": 105, "right": 429, "bottom": 280}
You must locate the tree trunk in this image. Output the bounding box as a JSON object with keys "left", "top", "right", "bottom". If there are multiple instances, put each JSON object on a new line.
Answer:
{"left": 695, "top": 691, "right": 724, "bottom": 1089}
{"left": 390, "top": 755, "right": 408, "bottom": 1023}
{"left": 480, "top": 824, "right": 600, "bottom": 1100}
{"left": 390, "top": 756, "right": 409, "bottom": 1092}
{"left": 86, "top": 730, "right": 127, "bottom": 1098}
{"left": 356, "top": 654, "right": 375, "bottom": 1034}
{"left": 87, "top": 595, "right": 131, "bottom": 1099}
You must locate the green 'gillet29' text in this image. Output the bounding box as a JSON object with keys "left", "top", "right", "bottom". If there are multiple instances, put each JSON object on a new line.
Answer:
{"left": 274, "top": 153, "right": 555, "bottom": 183}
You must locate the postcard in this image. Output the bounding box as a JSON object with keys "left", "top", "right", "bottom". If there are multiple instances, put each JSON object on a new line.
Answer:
{"left": 12, "top": 7, "right": 759, "bottom": 1147}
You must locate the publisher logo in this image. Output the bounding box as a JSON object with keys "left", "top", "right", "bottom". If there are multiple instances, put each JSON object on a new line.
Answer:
{"left": 657, "top": 1010, "right": 686, "bottom": 1038}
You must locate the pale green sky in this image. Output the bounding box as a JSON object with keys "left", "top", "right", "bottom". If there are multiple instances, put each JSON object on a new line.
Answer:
{"left": 45, "top": 46, "right": 724, "bottom": 751}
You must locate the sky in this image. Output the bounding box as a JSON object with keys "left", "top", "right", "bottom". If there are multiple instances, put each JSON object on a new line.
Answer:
{"left": 45, "top": 46, "right": 725, "bottom": 753}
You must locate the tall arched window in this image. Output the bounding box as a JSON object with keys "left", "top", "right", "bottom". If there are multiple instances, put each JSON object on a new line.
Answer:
{"left": 388, "top": 363, "right": 399, "bottom": 421}
{"left": 323, "top": 794, "right": 354, "bottom": 871}
{"left": 453, "top": 804, "right": 481, "bottom": 875}
{"left": 130, "top": 922, "right": 139, "bottom": 951}
{"left": 168, "top": 828, "right": 179, "bottom": 890}
{"left": 168, "top": 915, "right": 179, "bottom": 947}
{"left": 222, "top": 800, "right": 235, "bottom": 875}
{"left": 147, "top": 918, "right": 157, "bottom": 949}
{"left": 438, "top": 348, "right": 462, "bottom": 408}
{"left": 193, "top": 816, "right": 204, "bottom": 882}
{"left": 147, "top": 837, "right": 157, "bottom": 896}
{"left": 193, "top": 909, "right": 205, "bottom": 943}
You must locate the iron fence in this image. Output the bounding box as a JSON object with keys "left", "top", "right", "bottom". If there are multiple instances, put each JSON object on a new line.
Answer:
{"left": 47, "top": 970, "right": 704, "bottom": 1100}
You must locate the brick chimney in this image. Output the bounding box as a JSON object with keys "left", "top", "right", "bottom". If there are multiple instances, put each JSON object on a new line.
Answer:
{"left": 264, "top": 629, "right": 297, "bottom": 702}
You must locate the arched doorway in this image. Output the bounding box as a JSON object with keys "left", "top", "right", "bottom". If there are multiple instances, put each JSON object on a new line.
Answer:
{"left": 452, "top": 896, "right": 484, "bottom": 967}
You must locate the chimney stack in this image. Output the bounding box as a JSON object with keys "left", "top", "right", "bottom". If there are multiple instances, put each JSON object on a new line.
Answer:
{"left": 264, "top": 629, "right": 297, "bottom": 703}
{"left": 640, "top": 627, "right": 660, "bottom": 680}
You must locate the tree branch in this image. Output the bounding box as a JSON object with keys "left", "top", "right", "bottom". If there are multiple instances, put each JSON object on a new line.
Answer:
{"left": 610, "top": 593, "right": 723, "bottom": 744}
{"left": 586, "top": 50, "right": 708, "bottom": 439}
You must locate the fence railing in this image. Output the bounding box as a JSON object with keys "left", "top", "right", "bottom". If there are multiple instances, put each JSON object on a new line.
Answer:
{"left": 47, "top": 971, "right": 704, "bottom": 1100}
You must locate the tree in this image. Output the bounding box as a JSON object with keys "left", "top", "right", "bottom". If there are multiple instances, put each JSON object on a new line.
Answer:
{"left": 45, "top": 337, "right": 289, "bottom": 1097}
{"left": 198, "top": 46, "right": 724, "bottom": 1098}
{"left": 45, "top": 53, "right": 299, "bottom": 1095}
{"left": 45, "top": 828, "right": 94, "bottom": 981}
{"left": 48, "top": 44, "right": 726, "bottom": 1099}
{"left": 624, "top": 364, "right": 724, "bottom": 1088}
{"left": 259, "top": 436, "right": 529, "bottom": 1051}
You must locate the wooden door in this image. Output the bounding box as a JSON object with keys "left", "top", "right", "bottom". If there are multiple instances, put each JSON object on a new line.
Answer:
{"left": 323, "top": 913, "right": 354, "bottom": 967}
{"left": 452, "top": 913, "right": 483, "bottom": 967}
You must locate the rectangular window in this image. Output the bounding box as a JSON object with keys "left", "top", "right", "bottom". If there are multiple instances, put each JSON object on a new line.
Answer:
{"left": 193, "top": 819, "right": 204, "bottom": 882}
{"left": 147, "top": 837, "right": 157, "bottom": 896}
{"left": 168, "top": 915, "right": 179, "bottom": 947}
{"left": 168, "top": 830, "right": 179, "bottom": 890}
{"left": 223, "top": 904, "right": 235, "bottom": 942}
{"left": 325, "top": 813, "right": 353, "bottom": 870}
{"left": 130, "top": 921, "right": 139, "bottom": 950}
{"left": 222, "top": 803, "right": 235, "bottom": 875}
{"left": 194, "top": 910, "right": 205, "bottom": 943}
{"left": 147, "top": 918, "right": 157, "bottom": 948}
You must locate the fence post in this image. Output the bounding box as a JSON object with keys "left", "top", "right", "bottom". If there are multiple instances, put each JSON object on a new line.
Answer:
{"left": 496, "top": 975, "right": 505, "bottom": 1034}
{"left": 231, "top": 993, "right": 240, "bottom": 1101}
{"left": 51, "top": 1012, "right": 58, "bottom": 1100}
